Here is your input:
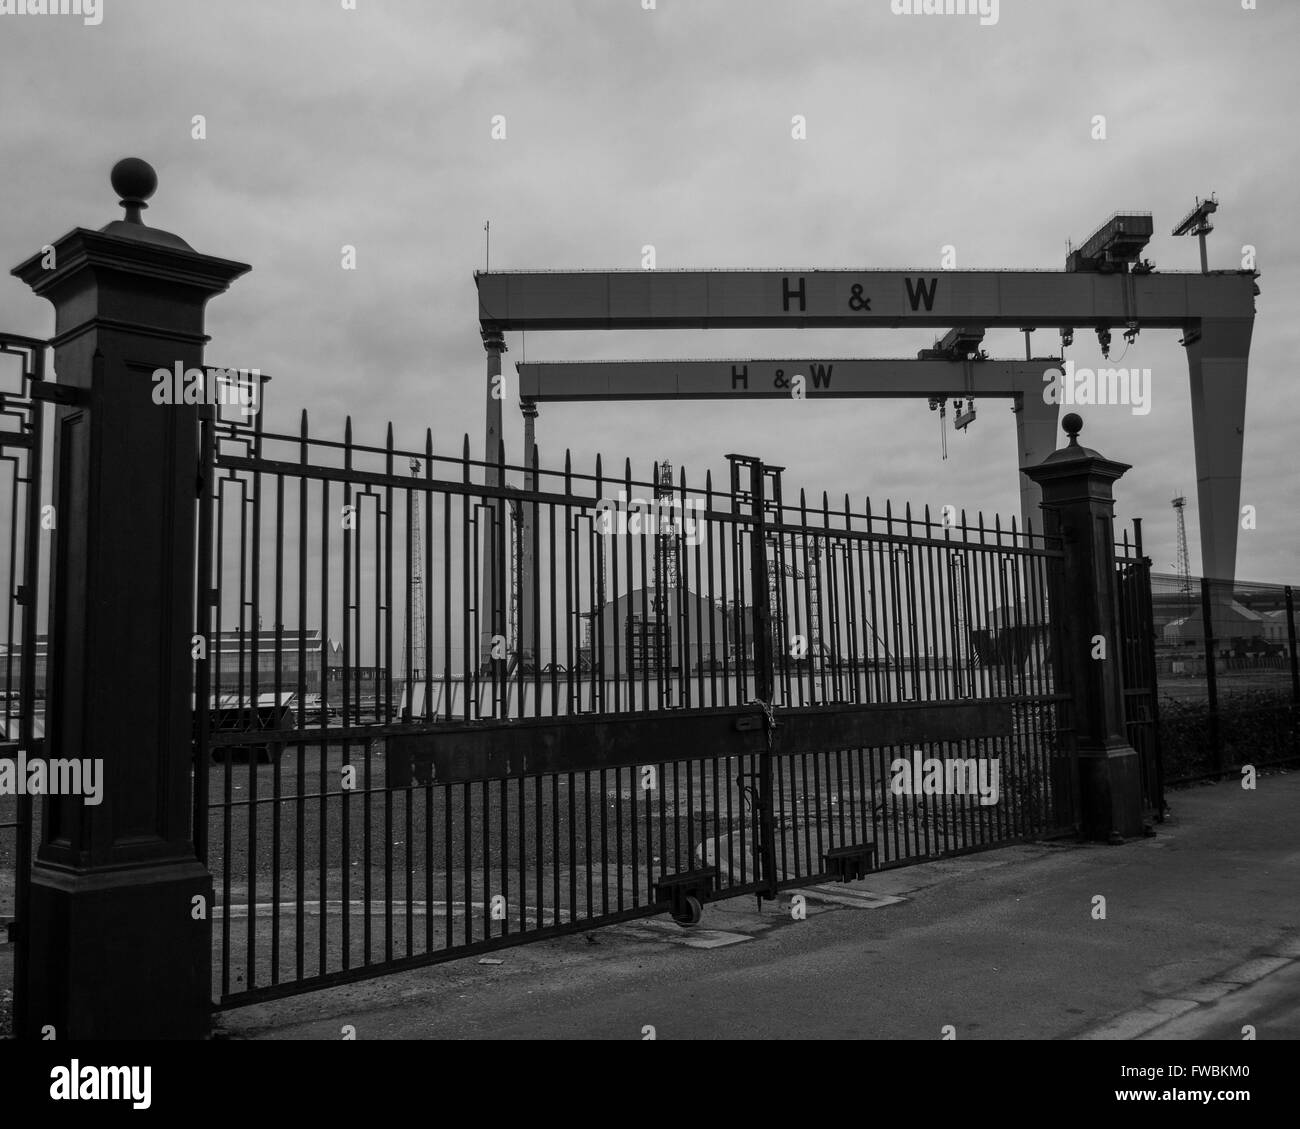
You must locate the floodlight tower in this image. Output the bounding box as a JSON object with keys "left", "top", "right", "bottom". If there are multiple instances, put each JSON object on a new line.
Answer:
{"left": 652, "top": 459, "right": 679, "bottom": 595}
{"left": 1172, "top": 495, "right": 1192, "bottom": 597}
{"left": 1172, "top": 195, "right": 1219, "bottom": 274}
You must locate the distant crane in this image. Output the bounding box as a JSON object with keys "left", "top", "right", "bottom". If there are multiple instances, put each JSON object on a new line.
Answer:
{"left": 409, "top": 458, "right": 427, "bottom": 677}
{"left": 652, "top": 460, "right": 680, "bottom": 599}
{"left": 765, "top": 532, "right": 823, "bottom": 666}
{"left": 507, "top": 498, "right": 523, "bottom": 668}
{"left": 643, "top": 459, "right": 680, "bottom": 677}
{"left": 402, "top": 457, "right": 428, "bottom": 718}
{"left": 1171, "top": 195, "right": 1218, "bottom": 274}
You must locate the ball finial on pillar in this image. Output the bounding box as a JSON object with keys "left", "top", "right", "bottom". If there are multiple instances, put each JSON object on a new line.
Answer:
{"left": 110, "top": 157, "right": 158, "bottom": 224}
{"left": 1062, "top": 412, "right": 1083, "bottom": 446}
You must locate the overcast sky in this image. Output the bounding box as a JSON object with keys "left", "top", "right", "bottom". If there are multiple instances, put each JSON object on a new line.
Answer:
{"left": 2, "top": 0, "right": 1297, "bottom": 584}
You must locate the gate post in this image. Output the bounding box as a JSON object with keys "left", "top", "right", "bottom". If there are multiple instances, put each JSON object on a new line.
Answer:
{"left": 10, "top": 159, "right": 249, "bottom": 1038}
{"left": 748, "top": 460, "right": 779, "bottom": 899}
{"left": 1022, "top": 414, "right": 1145, "bottom": 842}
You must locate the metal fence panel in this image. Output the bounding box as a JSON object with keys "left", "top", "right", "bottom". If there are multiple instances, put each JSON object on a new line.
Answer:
{"left": 198, "top": 400, "right": 1075, "bottom": 1008}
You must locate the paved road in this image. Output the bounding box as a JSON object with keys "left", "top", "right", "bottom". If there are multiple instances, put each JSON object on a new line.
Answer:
{"left": 217, "top": 772, "right": 1300, "bottom": 1040}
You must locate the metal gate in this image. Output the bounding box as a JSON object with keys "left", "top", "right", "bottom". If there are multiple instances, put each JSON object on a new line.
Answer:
{"left": 0, "top": 333, "right": 48, "bottom": 1035}
{"left": 196, "top": 394, "right": 1077, "bottom": 1008}
{"left": 1116, "top": 526, "right": 1166, "bottom": 817}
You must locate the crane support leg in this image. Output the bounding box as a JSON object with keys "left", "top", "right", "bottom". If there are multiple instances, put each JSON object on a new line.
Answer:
{"left": 1015, "top": 388, "right": 1060, "bottom": 537}
{"left": 1185, "top": 317, "right": 1253, "bottom": 589}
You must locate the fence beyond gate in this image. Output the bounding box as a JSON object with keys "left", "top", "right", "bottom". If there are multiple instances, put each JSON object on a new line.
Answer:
{"left": 0, "top": 333, "right": 47, "bottom": 1036}
{"left": 1116, "top": 529, "right": 1166, "bottom": 818}
{"left": 195, "top": 398, "right": 1077, "bottom": 1008}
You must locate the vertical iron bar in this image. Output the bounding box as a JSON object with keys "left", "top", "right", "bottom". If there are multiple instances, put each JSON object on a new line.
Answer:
{"left": 1286, "top": 587, "right": 1299, "bottom": 706}
{"left": 748, "top": 460, "right": 778, "bottom": 899}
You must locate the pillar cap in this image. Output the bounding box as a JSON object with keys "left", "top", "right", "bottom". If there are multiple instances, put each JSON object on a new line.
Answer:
{"left": 1038, "top": 412, "right": 1103, "bottom": 463}
{"left": 1021, "top": 413, "right": 1131, "bottom": 483}
{"left": 98, "top": 158, "right": 194, "bottom": 251}
{"left": 11, "top": 157, "right": 250, "bottom": 297}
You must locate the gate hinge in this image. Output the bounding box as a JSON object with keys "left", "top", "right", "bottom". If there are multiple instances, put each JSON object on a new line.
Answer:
{"left": 30, "top": 383, "right": 89, "bottom": 408}
{"left": 5, "top": 918, "right": 18, "bottom": 945}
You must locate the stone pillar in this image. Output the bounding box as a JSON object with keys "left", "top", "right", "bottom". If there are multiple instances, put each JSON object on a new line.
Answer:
{"left": 1022, "top": 413, "right": 1145, "bottom": 842}
{"left": 10, "top": 159, "right": 249, "bottom": 1038}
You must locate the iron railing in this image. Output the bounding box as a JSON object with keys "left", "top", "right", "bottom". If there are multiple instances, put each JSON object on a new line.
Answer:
{"left": 197, "top": 398, "right": 1074, "bottom": 1007}
{"left": 0, "top": 333, "right": 48, "bottom": 1036}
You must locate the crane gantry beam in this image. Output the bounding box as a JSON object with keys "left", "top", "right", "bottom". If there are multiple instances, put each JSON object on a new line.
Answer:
{"left": 517, "top": 356, "right": 1056, "bottom": 400}
{"left": 475, "top": 237, "right": 1259, "bottom": 667}
{"left": 477, "top": 268, "right": 1255, "bottom": 331}
{"left": 516, "top": 356, "right": 1063, "bottom": 538}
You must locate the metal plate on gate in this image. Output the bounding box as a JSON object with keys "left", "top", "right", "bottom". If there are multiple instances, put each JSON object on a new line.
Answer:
{"left": 387, "top": 706, "right": 769, "bottom": 786}
{"left": 774, "top": 701, "right": 1014, "bottom": 756}
{"left": 386, "top": 700, "right": 1016, "bottom": 786}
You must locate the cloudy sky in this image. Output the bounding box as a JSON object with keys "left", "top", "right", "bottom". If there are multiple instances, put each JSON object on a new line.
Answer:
{"left": 2, "top": 0, "right": 1297, "bottom": 584}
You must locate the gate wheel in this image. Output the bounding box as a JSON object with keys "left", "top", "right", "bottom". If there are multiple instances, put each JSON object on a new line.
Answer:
{"left": 672, "top": 895, "right": 703, "bottom": 928}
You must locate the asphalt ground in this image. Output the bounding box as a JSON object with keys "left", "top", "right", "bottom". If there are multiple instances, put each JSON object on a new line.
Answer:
{"left": 209, "top": 770, "right": 1300, "bottom": 1040}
